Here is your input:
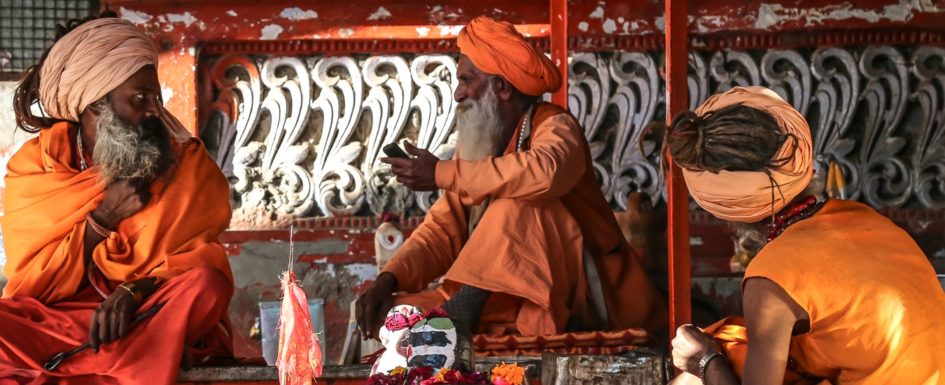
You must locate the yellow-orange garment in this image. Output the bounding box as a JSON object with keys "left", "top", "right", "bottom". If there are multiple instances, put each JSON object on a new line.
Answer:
{"left": 684, "top": 86, "right": 813, "bottom": 223}
{"left": 383, "top": 103, "right": 666, "bottom": 336}
{"left": 709, "top": 200, "right": 945, "bottom": 384}
{"left": 2, "top": 121, "right": 233, "bottom": 303}
{"left": 456, "top": 16, "right": 561, "bottom": 96}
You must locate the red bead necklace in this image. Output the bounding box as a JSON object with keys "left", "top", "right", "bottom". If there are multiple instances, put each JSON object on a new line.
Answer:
{"left": 766, "top": 195, "right": 827, "bottom": 243}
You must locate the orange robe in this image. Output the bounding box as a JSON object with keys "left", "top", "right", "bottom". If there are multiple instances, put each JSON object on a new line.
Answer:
{"left": 709, "top": 200, "right": 945, "bottom": 384}
{"left": 0, "top": 122, "right": 234, "bottom": 384}
{"left": 383, "top": 103, "right": 666, "bottom": 336}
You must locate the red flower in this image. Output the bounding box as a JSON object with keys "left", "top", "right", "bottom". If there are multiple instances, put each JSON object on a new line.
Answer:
{"left": 426, "top": 307, "right": 449, "bottom": 318}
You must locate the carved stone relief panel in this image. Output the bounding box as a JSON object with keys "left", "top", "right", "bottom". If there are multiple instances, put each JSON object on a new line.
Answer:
{"left": 202, "top": 46, "right": 945, "bottom": 225}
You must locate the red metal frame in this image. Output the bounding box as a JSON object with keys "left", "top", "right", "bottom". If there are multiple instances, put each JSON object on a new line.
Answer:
{"left": 200, "top": 28, "right": 945, "bottom": 57}
{"left": 665, "top": 0, "right": 692, "bottom": 338}
{"left": 549, "top": 0, "right": 568, "bottom": 108}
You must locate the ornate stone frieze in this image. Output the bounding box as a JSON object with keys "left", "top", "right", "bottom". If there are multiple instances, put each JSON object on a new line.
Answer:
{"left": 202, "top": 46, "right": 945, "bottom": 224}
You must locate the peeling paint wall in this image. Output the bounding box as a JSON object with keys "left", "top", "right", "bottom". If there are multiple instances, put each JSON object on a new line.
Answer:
{"left": 107, "top": 0, "right": 944, "bottom": 130}
{"left": 221, "top": 228, "right": 381, "bottom": 362}
{"left": 0, "top": 82, "right": 17, "bottom": 148}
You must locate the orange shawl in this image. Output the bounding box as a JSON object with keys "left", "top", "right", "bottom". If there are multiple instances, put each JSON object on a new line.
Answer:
{"left": 2, "top": 122, "right": 232, "bottom": 303}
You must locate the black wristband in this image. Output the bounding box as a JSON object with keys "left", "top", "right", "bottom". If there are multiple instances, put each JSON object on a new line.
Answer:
{"left": 699, "top": 351, "right": 726, "bottom": 384}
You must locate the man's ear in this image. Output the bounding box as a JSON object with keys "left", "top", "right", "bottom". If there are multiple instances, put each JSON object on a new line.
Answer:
{"left": 81, "top": 100, "right": 103, "bottom": 118}
{"left": 492, "top": 77, "right": 515, "bottom": 101}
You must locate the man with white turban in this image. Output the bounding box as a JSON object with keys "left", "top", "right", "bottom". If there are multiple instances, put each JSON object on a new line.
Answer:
{"left": 2, "top": 16, "right": 233, "bottom": 384}
{"left": 356, "top": 16, "right": 666, "bottom": 343}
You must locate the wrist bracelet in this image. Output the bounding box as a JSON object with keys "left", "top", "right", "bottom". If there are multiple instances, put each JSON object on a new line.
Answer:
{"left": 699, "top": 351, "right": 725, "bottom": 384}
{"left": 117, "top": 282, "right": 143, "bottom": 304}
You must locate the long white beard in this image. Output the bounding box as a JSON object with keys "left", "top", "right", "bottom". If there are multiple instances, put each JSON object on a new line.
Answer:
{"left": 454, "top": 85, "right": 504, "bottom": 161}
{"left": 91, "top": 100, "right": 164, "bottom": 184}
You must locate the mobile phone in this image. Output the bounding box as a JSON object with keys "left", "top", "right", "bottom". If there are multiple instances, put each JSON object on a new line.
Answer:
{"left": 383, "top": 143, "right": 410, "bottom": 158}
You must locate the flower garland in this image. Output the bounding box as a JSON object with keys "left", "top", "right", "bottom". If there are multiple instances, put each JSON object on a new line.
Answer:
{"left": 366, "top": 363, "right": 525, "bottom": 385}
{"left": 490, "top": 364, "right": 525, "bottom": 385}
{"left": 384, "top": 307, "right": 449, "bottom": 332}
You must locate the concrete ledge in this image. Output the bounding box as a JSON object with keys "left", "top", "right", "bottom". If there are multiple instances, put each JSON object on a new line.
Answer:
{"left": 177, "top": 358, "right": 541, "bottom": 383}
{"left": 176, "top": 354, "right": 656, "bottom": 384}
{"left": 541, "top": 351, "right": 667, "bottom": 385}
{"left": 178, "top": 365, "right": 371, "bottom": 382}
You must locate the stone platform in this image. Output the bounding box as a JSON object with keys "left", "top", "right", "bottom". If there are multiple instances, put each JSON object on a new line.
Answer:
{"left": 177, "top": 352, "right": 666, "bottom": 385}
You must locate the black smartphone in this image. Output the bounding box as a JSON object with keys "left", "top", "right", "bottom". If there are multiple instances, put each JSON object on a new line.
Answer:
{"left": 383, "top": 143, "right": 410, "bottom": 158}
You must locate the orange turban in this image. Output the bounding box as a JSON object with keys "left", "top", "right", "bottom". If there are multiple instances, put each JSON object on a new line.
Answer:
{"left": 682, "top": 86, "right": 813, "bottom": 223}
{"left": 39, "top": 18, "right": 158, "bottom": 122}
{"left": 457, "top": 16, "right": 561, "bottom": 96}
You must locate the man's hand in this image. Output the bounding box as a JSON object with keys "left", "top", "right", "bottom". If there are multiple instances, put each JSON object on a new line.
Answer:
{"left": 93, "top": 180, "right": 150, "bottom": 229}
{"left": 89, "top": 288, "right": 139, "bottom": 352}
{"left": 672, "top": 324, "right": 722, "bottom": 374}
{"left": 355, "top": 273, "right": 397, "bottom": 340}
{"left": 381, "top": 142, "right": 439, "bottom": 192}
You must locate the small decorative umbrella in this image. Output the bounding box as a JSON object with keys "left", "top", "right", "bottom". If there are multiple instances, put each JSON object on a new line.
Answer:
{"left": 277, "top": 226, "right": 324, "bottom": 385}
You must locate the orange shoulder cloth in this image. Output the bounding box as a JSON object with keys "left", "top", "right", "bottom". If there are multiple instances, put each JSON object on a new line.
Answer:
{"left": 1, "top": 122, "right": 233, "bottom": 303}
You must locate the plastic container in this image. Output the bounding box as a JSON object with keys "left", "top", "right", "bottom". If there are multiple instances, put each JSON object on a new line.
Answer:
{"left": 259, "top": 298, "right": 326, "bottom": 366}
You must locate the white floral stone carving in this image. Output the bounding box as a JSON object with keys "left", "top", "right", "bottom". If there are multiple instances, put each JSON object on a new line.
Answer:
{"left": 205, "top": 47, "right": 945, "bottom": 224}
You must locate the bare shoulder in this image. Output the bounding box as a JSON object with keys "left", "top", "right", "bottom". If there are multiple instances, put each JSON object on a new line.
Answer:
{"left": 743, "top": 277, "right": 808, "bottom": 329}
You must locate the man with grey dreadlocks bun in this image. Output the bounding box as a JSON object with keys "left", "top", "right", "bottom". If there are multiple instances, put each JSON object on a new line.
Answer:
{"left": 667, "top": 86, "right": 945, "bottom": 385}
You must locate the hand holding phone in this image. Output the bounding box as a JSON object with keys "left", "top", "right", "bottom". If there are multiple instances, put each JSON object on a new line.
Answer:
{"left": 383, "top": 143, "right": 410, "bottom": 159}
{"left": 381, "top": 142, "right": 439, "bottom": 192}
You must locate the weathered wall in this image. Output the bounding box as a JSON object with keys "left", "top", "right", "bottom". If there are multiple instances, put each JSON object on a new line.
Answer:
{"left": 108, "top": 0, "right": 945, "bottom": 134}
{"left": 219, "top": 222, "right": 395, "bottom": 362}
{"left": 0, "top": 82, "right": 16, "bottom": 144}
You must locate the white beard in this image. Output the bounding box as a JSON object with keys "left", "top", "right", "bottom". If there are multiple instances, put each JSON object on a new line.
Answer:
{"left": 91, "top": 100, "right": 163, "bottom": 185}
{"left": 454, "top": 85, "right": 504, "bottom": 161}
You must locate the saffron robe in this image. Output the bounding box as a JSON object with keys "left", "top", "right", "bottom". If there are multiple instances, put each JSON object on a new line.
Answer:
{"left": 0, "top": 122, "right": 234, "bottom": 384}
{"left": 383, "top": 103, "right": 666, "bottom": 336}
{"left": 709, "top": 200, "right": 945, "bottom": 384}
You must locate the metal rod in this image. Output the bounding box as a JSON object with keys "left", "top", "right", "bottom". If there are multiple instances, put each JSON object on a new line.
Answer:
{"left": 665, "top": 0, "right": 693, "bottom": 338}
{"left": 550, "top": 0, "right": 568, "bottom": 108}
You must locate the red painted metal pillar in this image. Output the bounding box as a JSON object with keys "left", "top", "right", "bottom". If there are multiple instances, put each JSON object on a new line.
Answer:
{"left": 550, "top": 0, "right": 568, "bottom": 108}
{"left": 665, "top": 0, "right": 692, "bottom": 338}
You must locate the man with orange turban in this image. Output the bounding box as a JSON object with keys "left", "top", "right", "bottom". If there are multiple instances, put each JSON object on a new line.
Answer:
{"left": 665, "top": 87, "right": 945, "bottom": 384}
{"left": 356, "top": 16, "right": 666, "bottom": 345}
{"left": 1, "top": 16, "right": 233, "bottom": 384}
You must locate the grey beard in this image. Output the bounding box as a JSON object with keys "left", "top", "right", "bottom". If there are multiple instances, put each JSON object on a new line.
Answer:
{"left": 728, "top": 221, "right": 767, "bottom": 258}
{"left": 91, "top": 100, "right": 164, "bottom": 185}
{"left": 454, "top": 83, "right": 504, "bottom": 161}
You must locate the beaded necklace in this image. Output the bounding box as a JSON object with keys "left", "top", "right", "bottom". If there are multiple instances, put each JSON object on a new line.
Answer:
{"left": 76, "top": 129, "right": 89, "bottom": 171}
{"left": 515, "top": 104, "right": 536, "bottom": 152}
{"left": 765, "top": 195, "right": 828, "bottom": 243}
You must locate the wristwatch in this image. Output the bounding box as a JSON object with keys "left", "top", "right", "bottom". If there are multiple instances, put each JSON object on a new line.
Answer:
{"left": 698, "top": 351, "right": 726, "bottom": 384}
